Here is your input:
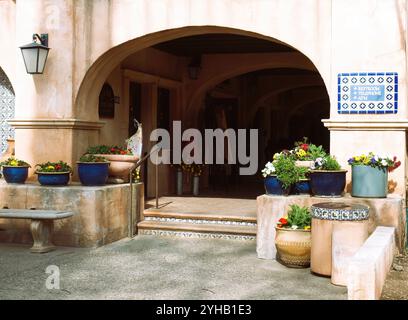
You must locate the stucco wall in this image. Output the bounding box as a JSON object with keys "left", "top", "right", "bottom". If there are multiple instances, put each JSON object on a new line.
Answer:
{"left": 2, "top": 0, "right": 407, "bottom": 195}
{"left": 0, "top": 0, "right": 16, "bottom": 87}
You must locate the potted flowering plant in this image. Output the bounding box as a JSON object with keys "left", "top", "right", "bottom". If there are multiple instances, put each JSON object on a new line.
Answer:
{"left": 292, "top": 137, "right": 327, "bottom": 168}
{"left": 77, "top": 154, "right": 110, "bottom": 186}
{"left": 0, "top": 157, "right": 31, "bottom": 184}
{"left": 86, "top": 145, "right": 139, "bottom": 183}
{"left": 275, "top": 204, "right": 312, "bottom": 268}
{"left": 262, "top": 153, "right": 308, "bottom": 196}
{"left": 35, "top": 161, "right": 72, "bottom": 186}
{"left": 348, "top": 153, "right": 401, "bottom": 198}
{"left": 309, "top": 155, "right": 347, "bottom": 197}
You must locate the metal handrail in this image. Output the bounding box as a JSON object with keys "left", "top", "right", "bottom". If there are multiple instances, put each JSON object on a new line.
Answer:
{"left": 128, "top": 147, "right": 160, "bottom": 238}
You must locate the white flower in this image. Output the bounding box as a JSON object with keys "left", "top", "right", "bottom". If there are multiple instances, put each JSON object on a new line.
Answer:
{"left": 381, "top": 159, "right": 388, "bottom": 167}
{"left": 374, "top": 155, "right": 379, "bottom": 162}
{"left": 291, "top": 225, "right": 298, "bottom": 230}
{"left": 262, "top": 162, "right": 276, "bottom": 177}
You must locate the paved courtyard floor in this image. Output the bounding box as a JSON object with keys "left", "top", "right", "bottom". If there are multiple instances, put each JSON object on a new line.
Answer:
{"left": 0, "top": 235, "right": 347, "bottom": 300}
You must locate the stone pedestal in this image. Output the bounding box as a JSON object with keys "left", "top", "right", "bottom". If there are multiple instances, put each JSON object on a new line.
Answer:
{"left": 0, "top": 181, "right": 144, "bottom": 247}
{"left": 256, "top": 194, "right": 405, "bottom": 261}
{"left": 311, "top": 218, "right": 334, "bottom": 276}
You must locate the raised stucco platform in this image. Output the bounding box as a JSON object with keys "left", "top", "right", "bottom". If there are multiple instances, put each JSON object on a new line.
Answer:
{"left": 0, "top": 181, "right": 144, "bottom": 247}
{"left": 256, "top": 194, "right": 406, "bottom": 260}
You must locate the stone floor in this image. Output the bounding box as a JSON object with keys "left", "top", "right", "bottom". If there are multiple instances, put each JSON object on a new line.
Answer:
{"left": 0, "top": 235, "right": 347, "bottom": 300}
{"left": 146, "top": 196, "right": 257, "bottom": 218}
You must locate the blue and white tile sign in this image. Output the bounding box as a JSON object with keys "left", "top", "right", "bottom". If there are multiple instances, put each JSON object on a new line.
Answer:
{"left": 338, "top": 72, "right": 398, "bottom": 114}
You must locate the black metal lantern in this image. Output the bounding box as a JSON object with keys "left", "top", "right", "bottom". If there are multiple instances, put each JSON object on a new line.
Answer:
{"left": 20, "top": 34, "right": 50, "bottom": 74}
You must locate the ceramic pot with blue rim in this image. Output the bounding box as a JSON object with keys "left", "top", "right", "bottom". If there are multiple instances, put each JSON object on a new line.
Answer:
{"left": 264, "top": 175, "right": 291, "bottom": 196}
{"left": 351, "top": 165, "right": 387, "bottom": 198}
{"left": 36, "top": 171, "right": 70, "bottom": 186}
{"left": 77, "top": 162, "right": 110, "bottom": 186}
{"left": 2, "top": 166, "right": 29, "bottom": 184}
{"left": 293, "top": 179, "right": 311, "bottom": 195}
{"left": 309, "top": 170, "right": 347, "bottom": 197}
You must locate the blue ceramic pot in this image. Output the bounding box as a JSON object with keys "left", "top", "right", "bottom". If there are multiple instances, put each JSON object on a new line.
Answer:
{"left": 2, "top": 166, "right": 29, "bottom": 184}
{"left": 77, "top": 162, "right": 110, "bottom": 186}
{"left": 264, "top": 176, "right": 290, "bottom": 196}
{"left": 309, "top": 170, "right": 347, "bottom": 197}
{"left": 351, "top": 165, "right": 387, "bottom": 198}
{"left": 294, "top": 179, "right": 311, "bottom": 195}
{"left": 37, "top": 172, "right": 70, "bottom": 186}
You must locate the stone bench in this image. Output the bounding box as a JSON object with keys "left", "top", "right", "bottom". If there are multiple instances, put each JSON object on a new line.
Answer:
{"left": 0, "top": 209, "right": 75, "bottom": 253}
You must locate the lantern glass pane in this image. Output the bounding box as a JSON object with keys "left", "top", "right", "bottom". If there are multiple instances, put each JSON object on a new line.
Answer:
{"left": 21, "top": 47, "right": 39, "bottom": 73}
{"left": 37, "top": 48, "right": 49, "bottom": 73}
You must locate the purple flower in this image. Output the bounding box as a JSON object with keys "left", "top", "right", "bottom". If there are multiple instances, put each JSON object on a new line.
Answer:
{"left": 370, "top": 158, "right": 376, "bottom": 164}
{"left": 348, "top": 158, "right": 354, "bottom": 164}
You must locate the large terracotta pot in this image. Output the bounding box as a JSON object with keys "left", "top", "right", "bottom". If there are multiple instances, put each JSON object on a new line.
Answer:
{"left": 94, "top": 154, "right": 139, "bottom": 182}
{"left": 275, "top": 227, "right": 311, "bottom": 268}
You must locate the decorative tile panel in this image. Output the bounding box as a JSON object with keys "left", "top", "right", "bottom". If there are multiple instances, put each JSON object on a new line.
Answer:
{"left": 0, "top": 68, "right": 15, "bottom": 154}
{"left": 140, "top": 229, "right": 256, "bottom": 241}
{"left": 337, "top": 72, "right": 398, "bottom": 114}
{"left": 144, "top": 216, "right": 257, "bottom": 227}
{"left": 311, "top": 202, "right": 369, "bottom": 221}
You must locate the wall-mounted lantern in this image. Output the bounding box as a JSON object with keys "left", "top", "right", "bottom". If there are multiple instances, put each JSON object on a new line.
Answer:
{"left": 188, "top": 56, "right": 201, "bottom": 80}
{"left": 19, "top": 34, "right": 50, "bottom": 74}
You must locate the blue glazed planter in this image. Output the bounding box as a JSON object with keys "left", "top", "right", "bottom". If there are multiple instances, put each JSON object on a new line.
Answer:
{"left": 351, "top": 165, "right": 388, "bottom": 198}
{"left": 37, "top": 172, "right": 70, "bottom": 186}
{"left": 309, "top": 170, "right": 347, "bottom": 197}
{"left": 2, "top": 166, "right": 29, "bottom": 184}
{"left": 264, "top": 175, "right": 290, "bottom": 196}
{"left": 294, "top": 179, "right": 311, "bottom": 195}
{"left": 77, "top": 162, "right": 110, "bottom": 186}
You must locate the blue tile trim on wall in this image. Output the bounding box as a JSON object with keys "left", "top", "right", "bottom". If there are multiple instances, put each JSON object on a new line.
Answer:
{"left": 337, "top": 72, "right": 398, "bottom": 114}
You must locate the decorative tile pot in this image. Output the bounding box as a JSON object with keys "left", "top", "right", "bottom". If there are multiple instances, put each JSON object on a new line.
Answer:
{"left": 77, "top": 162, "right": 110, "bottom": 186}
{"left": 351, "top": 165, "right": 388, "bottom": 198}
{"left": 309, "top": 170, "right": 347, "bottom": 197}
{"left": 275, "top": 227, "right": 311, "bottom": 268}
{"left": 36, "top": 172, "right": 70, "bottom": 186}
{"left": 2, "top": 166, "right": 29, "bottom": 184}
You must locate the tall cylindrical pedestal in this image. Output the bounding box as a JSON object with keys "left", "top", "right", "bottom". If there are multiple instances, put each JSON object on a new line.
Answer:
{"left": 310, "top": 202, "right": 370, "bottom": 277}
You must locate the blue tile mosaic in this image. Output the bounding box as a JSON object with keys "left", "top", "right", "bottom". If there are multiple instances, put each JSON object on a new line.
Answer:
{"left": 0, "top": 68, "right": 15, "bottom": 154}
{"left": 337, "top": 72, "right": 398, "bottom": 114}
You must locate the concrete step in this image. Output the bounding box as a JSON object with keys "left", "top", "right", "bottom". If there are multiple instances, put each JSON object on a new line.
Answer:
{"left": 143, "top": 209, "right": 256, "bottom": 224}
{"left": 137, "top": 217, "right": 257, "bottom": 240}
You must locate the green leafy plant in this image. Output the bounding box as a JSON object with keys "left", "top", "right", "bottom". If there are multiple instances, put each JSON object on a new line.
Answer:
{"left": 0, "top": 157, "right": 30, "bottom": 167}
{"left": 86, "top": 145, "right": 132, "bottom": 155}
{"left": 79, "top": 154, "right": 109, "bottom": 163}
{"left": 35, "top": 161, "right": 72, "bottom": 173}
{"left": 277, "top": 204, "right": 311, "bottom": 230}
{"left": 307, "top": 144, "right": 327, "bottom": 160}
{"left": 311, "top": 155, "right": 342, "bottom": 171}
{"left": 274, "top": 155, "right": 309, "bottom": 189}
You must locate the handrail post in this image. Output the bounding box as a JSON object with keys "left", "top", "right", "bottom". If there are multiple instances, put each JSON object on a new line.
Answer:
{"left": 155, "top": 161, "right": 159, "bottom": 209}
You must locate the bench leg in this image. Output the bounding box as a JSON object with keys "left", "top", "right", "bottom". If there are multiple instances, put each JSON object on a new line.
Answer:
{"left": 30, "top": 219, "right": 55, "bottom": 253}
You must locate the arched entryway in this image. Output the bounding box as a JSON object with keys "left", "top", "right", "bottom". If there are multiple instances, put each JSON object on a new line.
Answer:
{"left": 0, "top": 67, "right": 15, "bottom": 155}
{"left": 74, "top": 26, "right": 330, "bottom": 237}
{"left": 75, "top": 27, "right": 329, "bottom": 198}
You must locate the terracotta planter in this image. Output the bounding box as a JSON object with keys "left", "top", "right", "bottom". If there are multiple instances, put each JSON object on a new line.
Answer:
{"left": 295, "top": 160, "right": 314, "bottom": 168}
{"left": 275, "top": 227, "right": 311, "bottom": 268}
{"left": 93, "top": 154, "right": 139, "bottom": 182}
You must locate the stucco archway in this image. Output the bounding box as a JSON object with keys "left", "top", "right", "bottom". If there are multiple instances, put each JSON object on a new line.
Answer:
{"left": 75, "top": 26, "right": 329, "bottom": 122}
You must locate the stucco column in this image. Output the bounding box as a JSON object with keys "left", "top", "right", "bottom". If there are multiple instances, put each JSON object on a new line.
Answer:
{"left": 10, "top": 0, "right": 103, "bottom": 178}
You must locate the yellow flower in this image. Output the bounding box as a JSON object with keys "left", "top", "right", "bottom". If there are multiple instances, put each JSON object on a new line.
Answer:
{"left": 304, "top": 226, "right": 311, "bottom": 230}
{"left": 296, "top": 149, "right": 307, "bottom": 158}
{"left": 354, "top": 156, "right": 361, "bottom": 162}
{"left": 9, "top": 160, "right": 18, "bottom": 166}
{"left": 46, "top": 165, "right": 55, "bottom": 170}
{"left": 273, "top": 153, "right": 280, "bottom": 160}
